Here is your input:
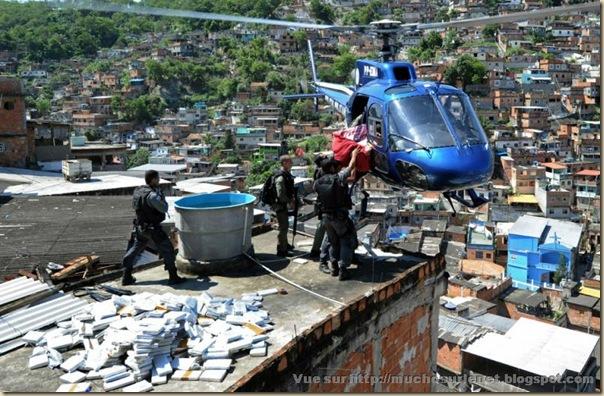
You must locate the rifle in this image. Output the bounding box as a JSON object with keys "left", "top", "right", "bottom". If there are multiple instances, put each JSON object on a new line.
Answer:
{"left": 290, "top": 188, "right": 299, "bottom": 248}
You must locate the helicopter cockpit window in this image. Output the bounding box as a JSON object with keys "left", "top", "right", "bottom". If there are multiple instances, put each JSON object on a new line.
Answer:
{"left": 367, "top": 103, "right": 384, "bottom": 147}
{"left": 438, "top": 94, "right": 487, "bottom": 145}
{"left": 388, "top": 95, "right": 455, "bottom": 151}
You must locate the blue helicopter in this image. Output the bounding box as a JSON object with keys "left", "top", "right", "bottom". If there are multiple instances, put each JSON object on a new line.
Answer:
{"left": 51, "top": 0, "right": 600, "bottom": 208}
{"left": 298, "top": 22, "right": 493, "bottom": 209}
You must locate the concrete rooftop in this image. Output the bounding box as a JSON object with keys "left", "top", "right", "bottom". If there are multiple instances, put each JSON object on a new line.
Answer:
{"left": 0, "top": 229, "right": 427, "bottom": 392}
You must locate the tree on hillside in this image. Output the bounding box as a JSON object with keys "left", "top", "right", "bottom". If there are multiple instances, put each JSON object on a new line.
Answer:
{"left": 444, "top": 54, "right": 487, "bottom": 89}
{"left": 552, "top": 254, "right": 568, "bottom": 284}
{"left": 127, "top": 147, "right": 150, "bottom": 169}
{"left": 224, "top": 130, "right": 235, "bottom": 150}
{"left": 482, "top": 24, "right": 499, "bottom": 40}
{"left": 310, "top": 0, "right": 335, "bottom": 24}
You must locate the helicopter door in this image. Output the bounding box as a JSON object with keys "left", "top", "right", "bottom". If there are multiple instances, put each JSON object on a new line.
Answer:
{"left": 367, "top": 103, "right": 389, "bottom": 173}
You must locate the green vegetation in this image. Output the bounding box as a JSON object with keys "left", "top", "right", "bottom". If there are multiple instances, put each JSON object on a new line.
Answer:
{"left": 318, "top": 46, "right": 357, "bottom": 84}
{"left": 481, "top": 24, "right": 499, "bottom": 40}
{"left": 0, "top": 0, "right": 284, "bottom": 61}
{"left": 407, "top": 31, "right": 443, "bottom": 63}
{"left": 443, "top": 54, "right": 487, "bottom": 89}
{"left": 246, "top": 158, "right": 281, "bottom": 188}
{"left": 112, "top": 95, "right": 165, "bottom": 124}
{"left": 552, "top": 255, "right": 568, "bottom": 284}
{"left": 290, "top": 100, "right": 320, "bottom": 122}
{"left": 127, "top": 147, "right": 150, "bottom": 169}
{"left": 35, "top": 97, "right": 51, "bottom": 116}
{"left": 310, "top": 0, "right": 335, "bottom": 24}
{"left": 341, "top": 0, "right": 383, "bottom": 25}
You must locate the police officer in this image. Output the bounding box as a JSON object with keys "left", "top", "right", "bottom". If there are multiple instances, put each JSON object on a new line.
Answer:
{"left": 122, "top": 170, "right": 185, "bottom": 286}
{"left": 314, "top": 148, "right": 359, "bottom": 280}
{"left": 310, "top": 154, "right": 331, "bottom": 274}
{"left": 272, "top": 155, "right": 296, "bottom": 257}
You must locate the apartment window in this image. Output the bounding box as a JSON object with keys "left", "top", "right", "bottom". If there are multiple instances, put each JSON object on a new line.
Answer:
{"left": 475, "top": 251, "right": 484, "bottom": 259}
{"left": 485, "top": 252, "right": 492, "bottom": 259}
{"left": 3, "top": 101, "right": 14, "bottom": 110}
{"left": 549, "top": 209, "right": 555, "bottom": 214}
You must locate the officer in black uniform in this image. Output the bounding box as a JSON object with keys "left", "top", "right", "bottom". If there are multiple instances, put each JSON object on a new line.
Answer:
{"left": 122, "top": 170, "right": 185, "bottom": 286}
{"left": 314, "top": 148, "right": 359, "bottom": 281}
{"left": 272, "top": 155, "right": 296, "bottom": 257}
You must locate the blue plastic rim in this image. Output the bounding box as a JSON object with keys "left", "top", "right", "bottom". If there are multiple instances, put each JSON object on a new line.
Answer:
{"left": 175, "top": 192, "right": 256, "bottom": 210}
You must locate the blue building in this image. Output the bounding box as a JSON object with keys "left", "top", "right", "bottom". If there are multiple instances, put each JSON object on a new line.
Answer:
{"left": 507, "top": 215, "right": 583, "bottom": 288}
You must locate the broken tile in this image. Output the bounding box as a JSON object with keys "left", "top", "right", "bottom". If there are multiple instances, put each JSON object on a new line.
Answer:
{"left": 171, "top": 357, "right": 197, "bottom": 370}
{"left": 256, "top": 288, "right": 279, "bottom": 297}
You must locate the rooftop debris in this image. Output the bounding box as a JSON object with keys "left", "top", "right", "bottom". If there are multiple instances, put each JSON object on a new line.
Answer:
{"left": 21, "top": 289, "right": 276, "bottom": 391}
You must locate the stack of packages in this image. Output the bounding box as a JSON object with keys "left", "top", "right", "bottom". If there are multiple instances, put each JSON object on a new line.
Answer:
{"left": 23, "top": 288, "right": 279, "bottom": 392}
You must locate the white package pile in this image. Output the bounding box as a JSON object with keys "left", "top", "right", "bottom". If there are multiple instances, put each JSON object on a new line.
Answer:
{"left": 22, "top": 289, "right": 276, "bottom": 388}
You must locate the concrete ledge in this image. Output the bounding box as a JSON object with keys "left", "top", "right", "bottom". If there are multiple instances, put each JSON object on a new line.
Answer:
{"left": 227, "top": 254, "right": 447, "bottom": 392}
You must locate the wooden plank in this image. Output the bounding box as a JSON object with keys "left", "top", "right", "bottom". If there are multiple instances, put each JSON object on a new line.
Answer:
{"left": 51, "top": 255, "right": 99, "bottom": 281}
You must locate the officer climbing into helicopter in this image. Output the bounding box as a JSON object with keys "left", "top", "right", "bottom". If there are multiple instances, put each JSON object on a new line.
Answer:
{"left": 314, "top": 147, "right": 360, "bottom": 281}
{"left": 122, "top": 170, "right": 185, "bottom": 286}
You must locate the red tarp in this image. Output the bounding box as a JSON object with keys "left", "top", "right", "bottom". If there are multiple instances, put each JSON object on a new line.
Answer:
{"left": 332, "top": 124, "right": 371, "bottom": 174}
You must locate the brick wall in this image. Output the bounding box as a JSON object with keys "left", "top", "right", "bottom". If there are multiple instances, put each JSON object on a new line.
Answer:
{"left": 460, "top": 260, "right": 505, "bottom": 277}
{"left": 567, "top": 305, "right": 600, "bottom": 333}
{"left": 0, "top": 77, "right": 32, "bottom": 167}
{"left": 448, "top": 277, "right": 512, "bottom": 302}
{"left": 229, "top": 256, "right": 448, "bottom": 392}
{"left": 499, "top": 301, "right": 558, "bottom": 324}
{"left": 466, "top": 248, "right": 495, "bottom": 261}
{"left": 437, "top": 341, "right": 462, "bottom": 374}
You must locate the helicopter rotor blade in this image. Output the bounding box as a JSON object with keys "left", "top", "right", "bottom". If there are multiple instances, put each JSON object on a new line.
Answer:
{"left": 416, "top": 2, "right": 600, "bottom": 30}
{"left": 44, "top": 0, "right": 337, "bottom": 30}
{"left": 42, "top": 0, "right": 599, "bottom": 34}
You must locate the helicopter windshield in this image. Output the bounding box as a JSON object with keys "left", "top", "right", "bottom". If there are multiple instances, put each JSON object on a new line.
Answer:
{"left": 438, "top": 93, "right": 487, "bottom": 145}
{"left": 388, "top": 95, "right": 455, "bottom": 151}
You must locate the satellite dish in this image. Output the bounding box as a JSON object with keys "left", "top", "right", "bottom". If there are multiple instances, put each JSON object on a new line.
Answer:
{"left": 444, "top": 302, "right": 457, "bottom": 310}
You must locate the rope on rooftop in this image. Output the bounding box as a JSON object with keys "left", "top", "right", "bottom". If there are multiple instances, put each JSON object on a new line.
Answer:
{"left": 243, "top": 252, "right": 346, "bottom": 307}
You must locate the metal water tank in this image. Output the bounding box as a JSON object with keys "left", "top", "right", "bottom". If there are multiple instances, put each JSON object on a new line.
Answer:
{"left": 174, "top": 193, "right": 256, "bottom": 274}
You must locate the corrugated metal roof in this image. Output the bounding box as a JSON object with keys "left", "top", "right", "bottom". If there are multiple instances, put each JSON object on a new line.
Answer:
{"left": 0, "top": 277, "right": 52, "bottom": 306}
{"left": 438, "top": 314, "right": 489, "bottom": 346}
{"left": 463, "top": 318, "right": 599, "bottom": 377}
{"left": 0, "top": 293, "right": 88, "bottom": 344}
{"left": 470, "top": 313, "right": 516, "bottom": 333}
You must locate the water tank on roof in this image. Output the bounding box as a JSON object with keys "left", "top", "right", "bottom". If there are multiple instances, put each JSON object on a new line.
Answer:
{"left": 174, "top": 193, "right": 256, "bottom": 275}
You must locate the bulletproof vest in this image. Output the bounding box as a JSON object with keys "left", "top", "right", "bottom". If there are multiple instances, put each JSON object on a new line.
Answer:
{"left": 278, "top": 170, "right": 295, "bottom": 200}
{"left": 314, "top": 173, "right": 352, "bottom": 214}
{"left": 132, "top": 185, "right": 166, "bottom": 226}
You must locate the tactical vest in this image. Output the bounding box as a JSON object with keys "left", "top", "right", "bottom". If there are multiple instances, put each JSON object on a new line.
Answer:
{"left": 277, "top": 170, "right": 295, "bottom": 201}
{"left": 132, "top": 185, "right": 166, "bottom": 226}
{"left": 314, "top": 173, "right": 352, "bottom": 214}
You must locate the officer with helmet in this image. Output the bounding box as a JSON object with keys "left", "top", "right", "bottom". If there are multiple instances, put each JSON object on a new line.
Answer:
{"left": 121, "top": 170, "right": 185, "bottom": 286}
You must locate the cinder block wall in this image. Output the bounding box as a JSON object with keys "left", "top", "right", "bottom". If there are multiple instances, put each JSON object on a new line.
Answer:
{"left": 229, "top": 256, "right": 448, "bottom": 392}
